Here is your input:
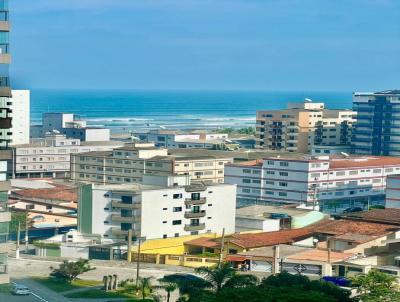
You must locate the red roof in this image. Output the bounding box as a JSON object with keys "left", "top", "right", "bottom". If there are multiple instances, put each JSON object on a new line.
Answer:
{"left": 185, "top": 237, "right": 221, "bottom": 249}
{"left": 343, "top": 208, "right": 400, "bottom": 225}
{"left": 329, "top": 156, "right": 400, "bottom": 169}
{"left": 13, "top": 185, "right": 77, "bottom": 202}
{"left": 313, "top": 219, "right": 398, "bottom": 237}
{"left": 229, "top": 228, "right": 313, "bottom": 249}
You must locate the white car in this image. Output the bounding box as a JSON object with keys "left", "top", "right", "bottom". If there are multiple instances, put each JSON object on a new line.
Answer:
{"left": 12, "top": 284, "right": 30, "bottom": 295}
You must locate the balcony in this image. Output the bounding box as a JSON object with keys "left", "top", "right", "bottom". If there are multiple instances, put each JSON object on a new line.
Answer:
{"left": 184, "top": 210, "right": 206, "bottom": 219}
{"left": 111, "top": 201, "right": 140, "bottom": 210}
{"left": 184, "top": 223, "right": 206, "bottom": 232}
{"left": 185, "top": 198, "right": 206, "bottom": 206}
{"left": 110, "top": 214, "right": 138, "bottom": 223}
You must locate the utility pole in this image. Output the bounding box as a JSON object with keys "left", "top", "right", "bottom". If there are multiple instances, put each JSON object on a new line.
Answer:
{"left": 127, "top": 229, "right": 132, "bottom": 262}
{"left": 135, "top": 237, "right": 142, "bottom": 290}
{"left": 16, "top": 221, "right": 20, "bottom": 259}
{"left": 218, "top": 228, "right": 225, "bottom": 268}
{"left": 25, "top": 211, "right": 29, "bottom": 253}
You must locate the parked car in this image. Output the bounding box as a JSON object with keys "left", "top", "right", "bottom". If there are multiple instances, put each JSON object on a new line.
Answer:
{"left": 322, "top": 276, "right": 351, "bottom": 287}
{"left": 12, "top": 284, "right": 30, "bottom": 295}
{"left": 343, "top": 207, "right": 363, "bottom": 213}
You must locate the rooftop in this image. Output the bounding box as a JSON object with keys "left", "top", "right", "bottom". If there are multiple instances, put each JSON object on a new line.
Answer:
{"left": 313, "top": 219, "right": 399, "bottom": 237}
{"left": 239, "top": 244, "right": 311, "bottom": 259}
{"left": 286, "top": 249, "right": 353, "bottom": 263}
{"left": 236, "top": 205, "right": 315, "bottom": 220}
{"left": 342, "top": 208, "right": 400, "bottom": 226}
{"left": 12, "top": 184, "right": 78, "bottom": 202}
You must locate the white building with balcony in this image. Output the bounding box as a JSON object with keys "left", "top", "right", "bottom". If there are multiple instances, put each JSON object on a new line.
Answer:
{"left": 225, "top": 155, "right": 400, "bottom": 213}
{"left": 78, "top": 174, "right": 236, "bottom": 240}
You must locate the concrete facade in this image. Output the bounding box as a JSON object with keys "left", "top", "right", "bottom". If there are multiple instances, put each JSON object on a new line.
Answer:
{"left": 225, "top": 155, "right": 400, "bottom": 213}
{"left": 255, "top": 100, "right": 355, "bottom": 153}
{"left": 9, "top": 90, "right": 30, "bottom": 146}
{"left": 12, "top": 133, "right": 124, "bottom": 179}
{"left": 78, "top": 175, "right": 236, "bottom": 240}
{"left": 71, "top": 144, "right": 233, "bottom": 185}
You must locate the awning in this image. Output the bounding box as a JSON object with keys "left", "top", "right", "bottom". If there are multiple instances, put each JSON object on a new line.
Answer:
{"left": 394, "top": 256, "right": 400, "bottom": 261}
{"left": 226, "top": 255, "right": 248, "bottom": 262}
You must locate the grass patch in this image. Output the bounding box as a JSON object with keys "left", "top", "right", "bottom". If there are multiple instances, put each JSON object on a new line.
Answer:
{"left": 33, "top": 277, "right": 101, "bottom": 293}
{"left": 0, "top": 284, "right": 11, "bottom": 294}
{"left": 64, "top": 288, "right": 152, "bottom": 300}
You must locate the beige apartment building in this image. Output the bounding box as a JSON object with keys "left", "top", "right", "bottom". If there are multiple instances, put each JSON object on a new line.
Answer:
{"left": 71, "top": 144, "right": 233, "bottom": 185}
{"left": 255, "top": 100, "right": 355, "bottom": 153}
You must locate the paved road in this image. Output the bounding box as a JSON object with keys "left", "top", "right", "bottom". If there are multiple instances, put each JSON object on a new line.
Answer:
{"left": 8, "top": 257, "right": 188, "bottom": 301}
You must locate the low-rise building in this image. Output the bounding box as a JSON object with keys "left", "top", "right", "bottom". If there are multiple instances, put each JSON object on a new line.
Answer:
{"left": 71, "top": 144, "right": 233, "bottom": 185}
{"left": 78, "top": 174, "right": 236, "bottom": 241}
{"left": 235, "top": 205, "right": 325, "bottom": 232}
{"left": 12, "top": 133, "right": 124, "bottom": 179}
{"left": 31, "top": 112, "right": 110, "bottom": 141}
{"left": 255, "top": 100, "right": 355, "bottom": 152}
{"left": 225, "top": 155, "right": 400, "bottom": 213}
{"left": 134, "top": 130, "right": 228, "bottom": 148}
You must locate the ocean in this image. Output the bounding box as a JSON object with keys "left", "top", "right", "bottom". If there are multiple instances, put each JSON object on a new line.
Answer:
{"left": 30, "top": 89, "right": 353, "bottom": 133}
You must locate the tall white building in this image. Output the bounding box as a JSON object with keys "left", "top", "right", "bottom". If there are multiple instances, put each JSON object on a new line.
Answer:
{"left": 225, "top": 155, "right": 400, "bottom": 213}
{"left": 9, "top": 90, "right": 29, "bottom": 145}
{"left": 78, "top": 174, "right": 236, "bottom": 240}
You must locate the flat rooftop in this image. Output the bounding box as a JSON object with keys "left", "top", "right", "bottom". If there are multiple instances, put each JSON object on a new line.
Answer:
{"left": 236, "top": 205, "right": 315, "bottom": 220}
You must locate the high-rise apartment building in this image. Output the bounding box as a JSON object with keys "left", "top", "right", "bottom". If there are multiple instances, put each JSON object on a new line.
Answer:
{"left": 255, "top": 100, "right": 355, "bottom": 153}
{"left": 352, "top": 90, "right": 400, "bottom": 156}
{"left": 9, "top": 90, "right": 30, "bottom": 145}
{"left": 0, "top": 0, "right": 10, "bottom": 284}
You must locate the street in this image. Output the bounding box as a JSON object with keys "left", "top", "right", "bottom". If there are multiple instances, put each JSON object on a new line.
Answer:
{"left": 5, "top": 256, "right": 190, "bottom": 301}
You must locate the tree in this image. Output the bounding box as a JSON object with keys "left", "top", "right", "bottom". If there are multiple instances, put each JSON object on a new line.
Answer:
{"left": 352, "top": 270, "right": 400, "bottom": 302}
{"left": 195, "top": 263, "right": 258, "bottom": 293}
{"left": 161, "top": 282, "right": 177, "bottom": 302}
{"left": 9, "top": 211, "right": 32, "bottom": 233}
{"left": 50, "top": 259, "right": 95, "bottom": 283}
{"left": 138, "top": 277, "right": 153, "bottom": 301}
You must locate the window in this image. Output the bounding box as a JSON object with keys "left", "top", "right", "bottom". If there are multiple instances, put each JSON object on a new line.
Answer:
{"left": 172, "top": 220, "right": 182, "bottom": 225}
{"left": 279, "top": 172, "right": 289, "bottom": 176}
{"left": 373, "top": 169, "right": 382, "bottom": 174}
{"left": 311, "top": 173, "right": 320, "bottom": 178}
{"left": 335, "top": 191, "right": 344, "bottom": 196}
{"left": 173, "top": 207, "right": 182, "bottom": 212}
{"left": 163, "top": 234, "right": 167, "bottom": 239}
{"left": 279, "top": 182, "right": 288, "bottom": 187}
{"left": 243, "top": 169, "right": 251, "bottom": 174}
{"left": 174, "top": 233, "right": 179, "bottom": 237}
{"left": 278, "top": 192, "right": 287, "bottom": 197}
{"left": 373, "top": 179, "right": 381, "bottom": 183}
{"left": 265, "top": 191, "right": 274, "bottom": 195}
{"left": 279, "top": 161, "right": 289, "bottom": 167}
{"left": 242, "top": 179, "right": 251, "bottom": 184}
{"left": 336, "top": 171, "right": 345, "bottom": 176}
{"left": 191, "top": 193, "right": 200, "bottom": 200}
{"left": 266, "top": 170, "right": 275, "bottom": 175}
{"left": 349, "top": 170, "right": 358, "bottom": 175}
{"left": 173, "top": 193, "right": 182, "bottom": 199}
{"left": 242, "top": 188, "right": 250, "bottom": 193}
{"left": 267, "top": 160, "right": 275, "bottom": 165}
{"left": 121, "top": 196, "right": 133, "bottom": 204}
{"left": 265, "top": 181, "right": 274, "bottom": 185}
{"left": 252, "top": 179, "right": 261, "bottom": 184}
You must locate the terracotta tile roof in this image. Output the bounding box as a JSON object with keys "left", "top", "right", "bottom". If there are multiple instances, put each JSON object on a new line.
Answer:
{"left": 332, "top": 233, "right": 377, "bottom": 244}
{"left": 313, "top": 219, "right": 399, "bottom": 237}
{"left": 231, "top": 159, "right": 263, "bottom": 167}
{"left": 287, "top": 249, "right": 353, "bottom": 263}
{"left": 343, "top": 209, "right": 400, "bottom": 225}
{"left": 13, "top": 185, "right": 77, "bottom": 202}
{"left": 185, "top": 237, "right": 221, "bottom": 249}
{"left": 228, "top": 228, "right": 314, "bottom": 249}
{"left": 329, "top": 156, "right": 400, "bottom": 169}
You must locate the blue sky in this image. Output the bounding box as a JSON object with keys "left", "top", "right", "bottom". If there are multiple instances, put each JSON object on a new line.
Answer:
{"left": 10, "top": 0, "right": 400, "bottom": 91}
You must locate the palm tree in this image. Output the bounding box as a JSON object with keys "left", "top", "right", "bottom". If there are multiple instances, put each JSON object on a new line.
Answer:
{"left": 138, "top": 277, "right": 153, "bottom": 301}
{"left": 195, "top": 262, "right": 258, "bottom": 293}
{"left": 163, "top": 282, "right": 177, "bottom": 302}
